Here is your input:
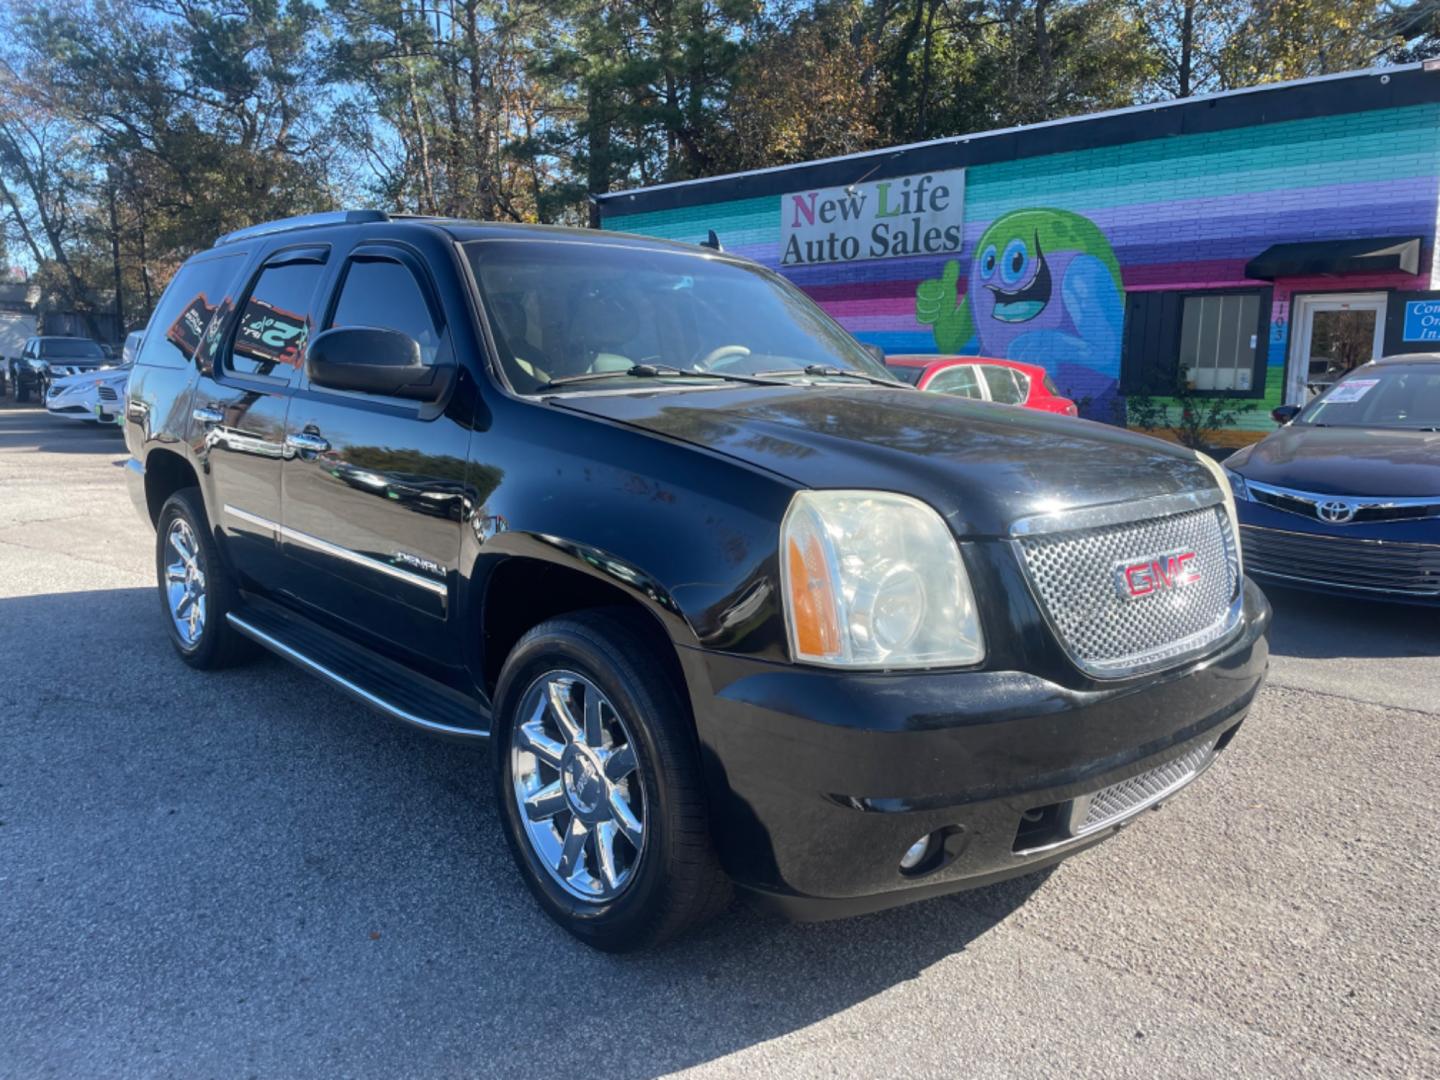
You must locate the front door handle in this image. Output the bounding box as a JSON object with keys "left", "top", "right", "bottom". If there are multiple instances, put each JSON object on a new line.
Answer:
{"left": 285, "top": 431, "right": 331, "bottom": 454}
{"left": 192, "top": 405, "right": 223, "bottom": 425}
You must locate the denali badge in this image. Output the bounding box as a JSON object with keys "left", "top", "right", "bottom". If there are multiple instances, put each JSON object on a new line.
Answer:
{"left": 1113, "top": 549, "right": 1200, "bottom": 600}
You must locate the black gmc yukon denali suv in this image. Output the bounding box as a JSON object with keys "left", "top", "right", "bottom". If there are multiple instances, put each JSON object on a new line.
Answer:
{"left": 123, "top": 210, "right": 1270, "bottom": 951}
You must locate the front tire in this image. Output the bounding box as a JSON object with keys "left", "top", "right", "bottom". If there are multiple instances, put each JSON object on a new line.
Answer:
{"left": 155, "top": 488, "right": 255, "bottom": 669}
{"left": 493, "top": 610, "right": 730, "bottom": 951}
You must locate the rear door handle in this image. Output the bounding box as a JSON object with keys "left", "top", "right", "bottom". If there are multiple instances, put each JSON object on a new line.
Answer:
{"left": 192, "top": 406, "right": 223, "bottom": 425}
{"left": 285, "top": 432, "right": 330, "bottom": 454}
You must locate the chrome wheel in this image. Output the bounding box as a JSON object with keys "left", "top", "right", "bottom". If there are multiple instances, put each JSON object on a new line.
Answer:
{"left": 163, "top": 517, "right": 207, "bottom": 647}
{"left": 510, "top": 670, "right": 646, "bottom": 902}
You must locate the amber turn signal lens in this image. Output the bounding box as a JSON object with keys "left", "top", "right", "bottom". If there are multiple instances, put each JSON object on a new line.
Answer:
{"left": 786, "top": 532, "right": 841, "bottom": 659}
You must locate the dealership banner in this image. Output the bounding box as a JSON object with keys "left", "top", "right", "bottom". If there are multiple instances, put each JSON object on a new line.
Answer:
{"left": 780, "top": 168, "right": 965, "bottom": 267}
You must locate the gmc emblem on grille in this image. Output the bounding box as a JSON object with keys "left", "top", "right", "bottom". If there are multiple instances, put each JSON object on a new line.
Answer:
{"left": 1113, "top": 549, "right": 1201, "bottom": 600}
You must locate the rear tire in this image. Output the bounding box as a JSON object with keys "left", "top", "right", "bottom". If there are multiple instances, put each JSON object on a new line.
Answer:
{"left": 492, "top": 609, "right": 730, "bottom": 951}
{"left": 155, "top": 488, "right": 255, "bottom": 669}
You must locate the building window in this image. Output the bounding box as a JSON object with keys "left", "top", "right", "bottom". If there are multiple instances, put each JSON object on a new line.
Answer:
{"left": 1122, "top": 287, "right": 1271, "bottom": 398}
{"left": 1179, "top": 294, "right": 1260, "bottom": 391}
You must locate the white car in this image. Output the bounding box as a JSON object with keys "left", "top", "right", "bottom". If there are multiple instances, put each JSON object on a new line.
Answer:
{"left": 45, "top": 364, "right": 132, "bottom": 425}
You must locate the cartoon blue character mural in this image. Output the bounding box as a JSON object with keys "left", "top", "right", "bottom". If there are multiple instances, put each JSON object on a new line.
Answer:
{"left": 915, "top": 208, "right": 1124, "bottom": 419}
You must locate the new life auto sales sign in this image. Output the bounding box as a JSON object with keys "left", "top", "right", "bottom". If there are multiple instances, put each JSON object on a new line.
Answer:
{"left": 780, "top": 168, "right": 965, "bottom": 267}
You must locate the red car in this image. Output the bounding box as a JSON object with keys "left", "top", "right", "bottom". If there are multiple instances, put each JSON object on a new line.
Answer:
{"left": 886, "top": 355, "right": 1078, "bottom": 416}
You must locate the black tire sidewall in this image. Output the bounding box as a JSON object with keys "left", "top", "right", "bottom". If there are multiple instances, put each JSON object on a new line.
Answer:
{"left": 492, "top": 617, "right": 695, "bottom": 950}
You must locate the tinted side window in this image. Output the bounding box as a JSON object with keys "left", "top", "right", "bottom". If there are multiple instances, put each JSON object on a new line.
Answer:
{"left": 927, "top": 365, "right": 982, "bottom": 399}
{"left": 981, "top": 365, "right": 1025, "bottom": 405}
{"left": 328, "top": 258, "right": 441, "bottom": 364}
{"left": 228, "top": 261, "right": 324, "bottom": 379}
{"left": 137, "top": 254, "right": 245, "bottom": 369}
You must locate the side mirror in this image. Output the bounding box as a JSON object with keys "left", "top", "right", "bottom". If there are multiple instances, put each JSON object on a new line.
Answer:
{"left": 861, "top": 343, "right": 887, "bottom": 366}
{"left": 307, "top": 326, "right": 452, "bottom": 402}
{"left": 1271, "top": 404, "right": 1301, "bottom": 425}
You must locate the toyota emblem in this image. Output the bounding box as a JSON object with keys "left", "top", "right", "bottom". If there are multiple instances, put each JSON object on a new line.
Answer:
{"left": 1316, "top": 499, "right": 1356, "bottom": 524}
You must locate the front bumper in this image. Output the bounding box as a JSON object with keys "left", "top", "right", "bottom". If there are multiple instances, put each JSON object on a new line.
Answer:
{"left": 679, "top": 578, "right": 1270, "bottom": 919}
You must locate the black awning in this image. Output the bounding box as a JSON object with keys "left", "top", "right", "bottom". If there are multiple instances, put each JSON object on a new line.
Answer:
{"left": 1245, "top": 236, "right": 1423, "bottom": 280}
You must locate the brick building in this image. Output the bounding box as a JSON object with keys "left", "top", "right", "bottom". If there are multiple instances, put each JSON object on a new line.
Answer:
{"left": 596, "top": 63, "right": 1440, "bottom": 443}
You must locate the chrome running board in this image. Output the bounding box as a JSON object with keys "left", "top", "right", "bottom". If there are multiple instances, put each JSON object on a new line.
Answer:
{"left": 227, "top": 605, "right": 489, "bottom": 739}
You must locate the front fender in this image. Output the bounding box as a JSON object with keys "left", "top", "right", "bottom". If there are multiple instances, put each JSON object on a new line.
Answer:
{"left": 459, "top": 395, "right": 801, "bottom": 661}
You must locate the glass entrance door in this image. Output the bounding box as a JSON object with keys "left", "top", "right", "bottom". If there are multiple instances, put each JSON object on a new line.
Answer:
{"left": 1287, "top": 293, "right": 1387, "bottom": 403}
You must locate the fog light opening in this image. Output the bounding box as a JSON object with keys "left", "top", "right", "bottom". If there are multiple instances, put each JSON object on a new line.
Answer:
{"left": 899, "top": 833, "right": 935, "bottom": 874}
{"left": 900, "top": 835, "right": 929, "bottom": 869}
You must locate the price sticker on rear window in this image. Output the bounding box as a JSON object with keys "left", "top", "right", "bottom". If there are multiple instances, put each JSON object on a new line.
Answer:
{"left": 1324, "top": 379, "right": 1378, "bottom": 403}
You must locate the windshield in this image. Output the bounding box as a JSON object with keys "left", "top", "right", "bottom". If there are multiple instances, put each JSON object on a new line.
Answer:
{"left": 466, "top": 240, "right": 897, "bottom": 393}
{"left": 40, "top": 338, "right": 104, "bottom": 359}
{"left": 1296, "top": 364, "right": 1440, "bottom": 429}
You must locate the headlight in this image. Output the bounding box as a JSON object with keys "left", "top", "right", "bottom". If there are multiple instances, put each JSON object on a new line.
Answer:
{"left": 780, "top": 490, "right": 984, "bottom": 668}
{"left": 1221, "top": 465, "right": 1250, "bottom": 502}
{"left": 1194, "top": 452, "right": 1244, "bottom": 576}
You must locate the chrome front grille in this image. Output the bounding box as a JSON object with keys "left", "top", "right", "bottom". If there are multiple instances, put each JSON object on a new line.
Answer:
{"left": 1072, "top": 738, "right": 1216, "bottom": 837}
{"left": 1247, "top": 480, "right": 1440, "bottom": 525}
{"left": 1015, "top": 499, "right": 1240, "bottom": 678}
{"left": 1241, "top": 525, "right": 1440, "bottom": 597}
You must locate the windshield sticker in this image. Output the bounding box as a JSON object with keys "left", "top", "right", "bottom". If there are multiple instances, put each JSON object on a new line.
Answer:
{"left": 1324, "top": 379, "right": 1378, "bottom": 404}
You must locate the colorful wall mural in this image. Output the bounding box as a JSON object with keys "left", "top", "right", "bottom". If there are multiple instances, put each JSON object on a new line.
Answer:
{"left": 601, "top": 99, "right": 1440, "bottom": 438}
{"left": 916, "top": 209, "right": 1126, "bottom": 420}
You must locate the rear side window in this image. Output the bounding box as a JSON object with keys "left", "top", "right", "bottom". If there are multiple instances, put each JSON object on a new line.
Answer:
{"left": 328, "top": 257, "right": 442, "bottom": 365}
{"left": 137, "top": 253, "right": 245, "bottom": 369}
{"left": 981, "top": 365, "right": 1026, "bottom": 405}
{"left": 926, "top": 365, "right": 983, "bottom": 399}
{"left": 228, "top": 261, "right": 325, "bottom": 379}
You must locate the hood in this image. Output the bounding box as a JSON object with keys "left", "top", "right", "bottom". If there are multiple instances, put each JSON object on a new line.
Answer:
{"left": 556, "top": 385, "right": 1211, "bottom": 536}
{"left": 1228, "top": 424, "right": 1440, "bottom": 497}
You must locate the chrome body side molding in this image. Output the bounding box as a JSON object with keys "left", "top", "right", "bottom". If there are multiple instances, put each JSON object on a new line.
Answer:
{"left": 222, "top": 504, "right": 448, "bottom": 597}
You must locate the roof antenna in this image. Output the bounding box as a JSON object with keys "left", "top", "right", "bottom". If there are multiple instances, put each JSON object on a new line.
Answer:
{"left": 701, "top": 229, "right": 723, "bottom": 251}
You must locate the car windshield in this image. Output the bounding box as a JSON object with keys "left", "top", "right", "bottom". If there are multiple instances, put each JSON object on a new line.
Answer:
{"left": 40, "top": 339, "right": 104, "bottom": 359}
{"left": 1296, "top": 364, "right": 1440, "bottom": 429}
{"left": 466, "top": 240, "right": 897, "bottom": 393}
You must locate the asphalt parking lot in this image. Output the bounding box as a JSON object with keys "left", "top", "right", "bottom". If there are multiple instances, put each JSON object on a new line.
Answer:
{"left": 1, "top": 399, "right": 1437, "bottom": 1079}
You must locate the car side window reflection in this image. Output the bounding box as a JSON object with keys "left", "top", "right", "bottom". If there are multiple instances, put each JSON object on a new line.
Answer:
{"left": 134, "top": 253, "right": 244, "bottom": 370}
{"left": 228, "top": 261, "right": 324, "bottom": 380}
{"left": 328, "top": 258, "right": 441, "bottom": 365}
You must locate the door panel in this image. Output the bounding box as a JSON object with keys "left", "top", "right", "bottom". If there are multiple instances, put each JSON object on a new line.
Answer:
{"left": 278, "top": 247, "right": 469, "bottom": 663}
{"left": 193, "top": 249, "right": 328, "bottom": 587}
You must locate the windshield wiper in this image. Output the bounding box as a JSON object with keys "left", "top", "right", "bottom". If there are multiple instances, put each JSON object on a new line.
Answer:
{"left": 754, "top": 364, "right": 906, "bottom": 388}
{"left": 542, "top": 363, "right": 788, "bottom": 390}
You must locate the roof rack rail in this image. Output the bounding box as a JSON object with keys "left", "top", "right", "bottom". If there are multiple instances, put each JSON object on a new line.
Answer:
{"left": 215, "top": 210, "right": 391, "bottom": 246}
